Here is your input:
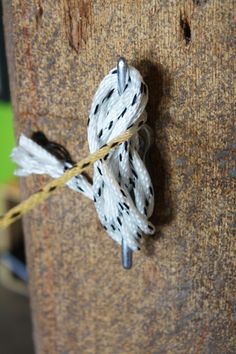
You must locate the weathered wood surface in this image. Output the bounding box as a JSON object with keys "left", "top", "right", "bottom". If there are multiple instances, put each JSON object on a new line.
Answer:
{"left": 3, "top": 1, "right": 235, "bottom": 353}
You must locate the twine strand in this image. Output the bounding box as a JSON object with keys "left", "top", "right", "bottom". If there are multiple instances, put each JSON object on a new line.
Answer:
{"left": 0, "top": 128, "right": 136, "bottom": 230}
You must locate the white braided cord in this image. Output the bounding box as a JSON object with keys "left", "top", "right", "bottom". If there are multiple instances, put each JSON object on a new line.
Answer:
{"left": 11, "top": 65, "right": 155, "bottom": 251}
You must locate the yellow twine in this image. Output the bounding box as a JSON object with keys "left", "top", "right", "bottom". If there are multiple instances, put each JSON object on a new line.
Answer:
{"left": 0, "top": 126, "right": 139, "bottom": 230}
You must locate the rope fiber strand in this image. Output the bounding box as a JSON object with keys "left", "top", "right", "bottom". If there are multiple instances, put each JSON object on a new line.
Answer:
{"left": 0, "top": 64, "right": 155, "bottom": 252}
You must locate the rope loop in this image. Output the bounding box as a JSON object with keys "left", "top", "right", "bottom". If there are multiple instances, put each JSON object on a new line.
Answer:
{"left": 1, "top": 64, "right": 155, "bottom": 251}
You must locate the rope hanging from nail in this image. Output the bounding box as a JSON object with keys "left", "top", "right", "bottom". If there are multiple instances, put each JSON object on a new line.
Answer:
{"left": 4, "top": 65, "right": 155, "bottom": 251}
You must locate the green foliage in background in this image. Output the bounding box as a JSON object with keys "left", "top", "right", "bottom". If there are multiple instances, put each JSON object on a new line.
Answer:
{"left": 0, "top": 102, "right": 16, "bottom": 184}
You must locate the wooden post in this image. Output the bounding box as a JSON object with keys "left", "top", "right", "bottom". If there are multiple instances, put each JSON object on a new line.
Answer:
{"left": 3, "top": 1, "right": 235, "bottom": 353}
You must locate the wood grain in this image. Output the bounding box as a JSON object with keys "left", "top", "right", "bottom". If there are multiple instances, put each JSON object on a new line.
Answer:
{"left": 3, "top": 1, "right": 235, "bottom": 353}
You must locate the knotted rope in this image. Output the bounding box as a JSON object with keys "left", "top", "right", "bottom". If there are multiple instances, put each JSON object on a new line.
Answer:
{"left": 0, "top": 65, "right": 155, "bottom": 251}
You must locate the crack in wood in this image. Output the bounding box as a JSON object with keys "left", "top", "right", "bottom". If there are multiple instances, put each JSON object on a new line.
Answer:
{"left": 63, "top": 0, "right": 93, "bottom": 52}
{"left": 35, "top": 0, "right": 43, "bottom": 29}
{"left": 180, "top": 11, "right": 191, "bottom": 45}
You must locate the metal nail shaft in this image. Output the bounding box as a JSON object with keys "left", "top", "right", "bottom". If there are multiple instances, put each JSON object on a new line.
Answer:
{"left": 117, "top": 57, "right": 128, "bottom": 95}
{"left": 117, "top": 57, "right": 133, "bottom": 270}
{"left": 121, "top": 238, "right": 132, "bottom": 270}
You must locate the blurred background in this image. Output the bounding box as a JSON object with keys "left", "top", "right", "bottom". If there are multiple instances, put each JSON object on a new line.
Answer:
{"left": 0, "top": 1, "right": 34, "bottom": 353}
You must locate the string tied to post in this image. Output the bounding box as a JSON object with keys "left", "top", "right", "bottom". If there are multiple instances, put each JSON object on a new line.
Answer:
{"left": 1, "top": 57, "right": 155, "bottom": 269}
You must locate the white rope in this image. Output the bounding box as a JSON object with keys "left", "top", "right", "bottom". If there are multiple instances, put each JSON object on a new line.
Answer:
{"left": 11, "top": 65, "right": 155, "bottom": 251}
